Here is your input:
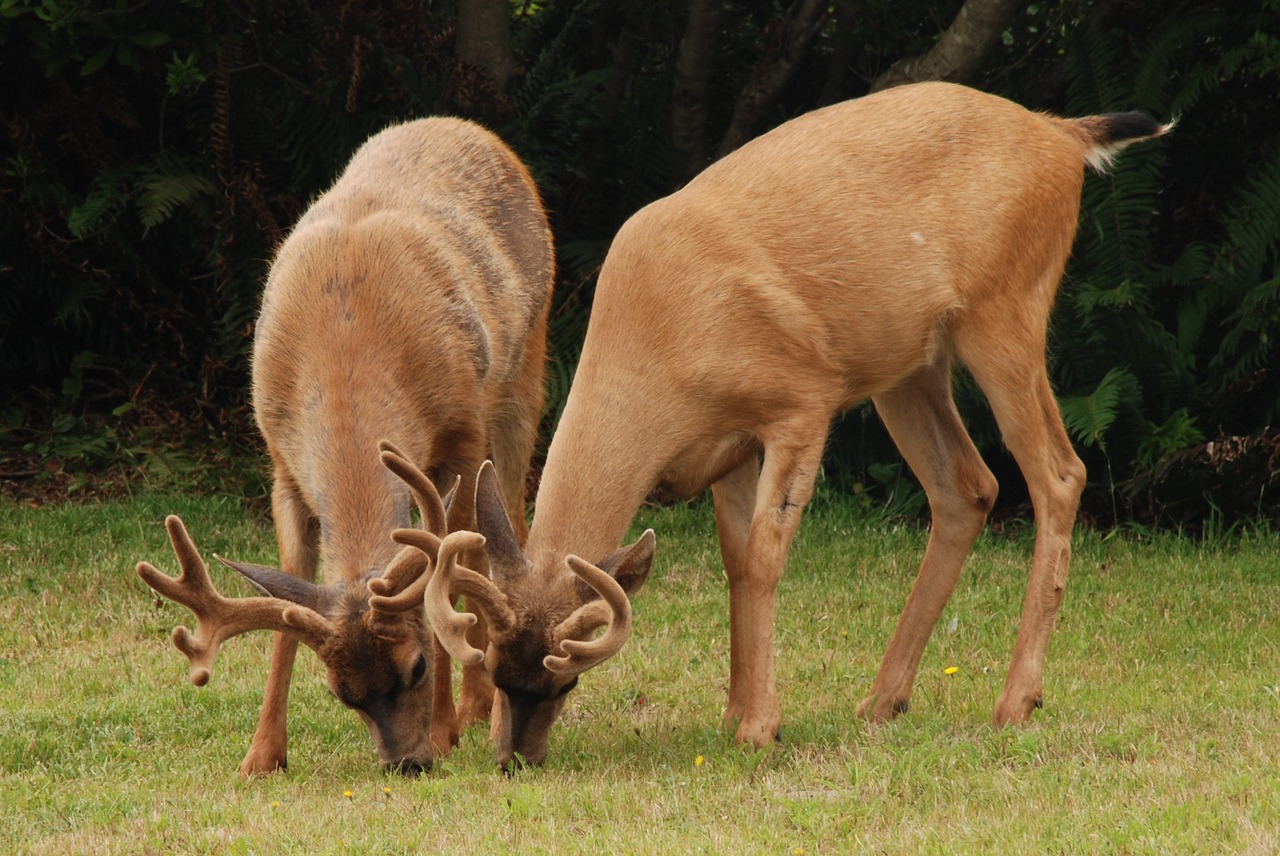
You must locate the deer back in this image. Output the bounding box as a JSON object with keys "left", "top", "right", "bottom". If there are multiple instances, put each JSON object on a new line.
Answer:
{"left": 253, "top": 118, "right": 553, "bottom": 577}
{"left": 529, "top": 82, "right": 1092, "bottom": 555}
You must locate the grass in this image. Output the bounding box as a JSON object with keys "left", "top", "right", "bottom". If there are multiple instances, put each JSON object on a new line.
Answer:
{"left": 1, "top": 492, "right": 1277, "bottom": 853}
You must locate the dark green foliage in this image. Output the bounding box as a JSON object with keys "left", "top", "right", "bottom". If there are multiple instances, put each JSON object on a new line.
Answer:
{"left": 1037, "top": 1, "right": 1280, "bottom": 523}
{"left": 1, "top": 0, "right": 1276, "bottom": 527}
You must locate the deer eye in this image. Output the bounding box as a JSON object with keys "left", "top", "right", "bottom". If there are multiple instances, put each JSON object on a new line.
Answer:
{"left": 410, "top": 653, "right": 428, "bottom": 685}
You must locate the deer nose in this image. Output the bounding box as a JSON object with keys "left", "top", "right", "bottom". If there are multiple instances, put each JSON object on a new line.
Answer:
{"left": 384, "top": 757, "right": 430, "bottom": 777}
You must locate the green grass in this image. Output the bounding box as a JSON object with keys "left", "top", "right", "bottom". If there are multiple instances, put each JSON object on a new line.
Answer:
{"left": 2, "top": 493, "right": 1277, "bottom": 853}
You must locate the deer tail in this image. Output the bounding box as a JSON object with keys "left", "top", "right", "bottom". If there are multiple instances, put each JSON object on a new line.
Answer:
{"left": 1062, "top": 111, "right": 1175, "bottom": 173}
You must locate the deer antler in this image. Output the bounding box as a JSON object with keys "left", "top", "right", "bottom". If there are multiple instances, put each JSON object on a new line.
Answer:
{"left": 544, "top": 555, "right": 633, "bottom": 676}
{"left": 394, "top": 528, "right": 515, "bottom": 666}
{"left": 367, "top": 440, "right": 455, "bottom": 602}
{"left": 368, "top": 529, "right": 441, "bottom": 614}
{"left": 377, "top": 439, "right": 456, "bottom": 536}
{"left": 137, "top": 515, "right": 334, "bottom": 686}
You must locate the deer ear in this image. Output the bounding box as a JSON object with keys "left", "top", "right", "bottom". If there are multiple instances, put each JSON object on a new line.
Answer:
{"left": 474, "top": 461, "right": 524, "bottom": 575}
{"left": 594, "top": 529, "right": 655, "bottom": 596}
{"left": 440, "top": 473, "right": 460, "bottom": 517}
{"left": 215, "top": 556, "right": 324, "bottom": 610}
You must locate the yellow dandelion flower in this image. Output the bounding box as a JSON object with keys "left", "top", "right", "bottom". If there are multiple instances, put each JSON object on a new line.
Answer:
{"left": 695, "top": 755, "right": 704, "bottom": 767}
{"left": 944, "top": 666, "right": 959, "bottom": 675}
{"left": 271, "top": 801, "right": 280, "bottom": 809}
{"left": 383, "top": 787, "right": 392, "bottom": 797}
{"left": 343, "top": 789, "right": 354, "bottom": 800}
{"left": 794, "top": 848, "right": 807, "bottom": 855}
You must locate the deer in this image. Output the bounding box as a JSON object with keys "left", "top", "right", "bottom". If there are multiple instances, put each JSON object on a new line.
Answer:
{"left": 136, "top": 116, "right": 554, "bottom": 776}
{"left": 395, "top": 82, "right": 1171, "bottom": 769}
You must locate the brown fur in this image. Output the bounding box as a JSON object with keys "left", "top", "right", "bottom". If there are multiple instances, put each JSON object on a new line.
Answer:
{"left": 141, "top": 117, "right": 553, "bottom": 776}
{"left": 456, "top": 82, "right": 1168, "bottom": 765}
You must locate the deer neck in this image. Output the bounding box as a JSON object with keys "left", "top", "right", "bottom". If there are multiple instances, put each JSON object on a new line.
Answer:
{"left": 526, "top": 371, "right": 669, "bottom": 570}
{"left": 311, "top": 404, "right": 416, "bottom": 581}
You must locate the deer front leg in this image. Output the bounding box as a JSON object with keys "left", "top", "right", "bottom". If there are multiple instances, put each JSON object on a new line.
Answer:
{"left": 455, "top": 603, "right": 496, "bottom": 728}
{"left": 240, "top": 468, "right": 318, "bottom": 777}
{"left": 240, "top": 634, "right": 300, "bottom": 776}
{"left": 430, "top": 639, "right": 460, "bottom": 754}
{"left": 724, "top": 431, "right": 825, "bottom": 748}
{"left": 857, "top": 362, "right": 998, "bottom": 721}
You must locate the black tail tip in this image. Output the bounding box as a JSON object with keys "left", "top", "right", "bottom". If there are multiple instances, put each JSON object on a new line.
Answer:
{"left": 1099, "top": 110, "right": 1168, "bottom": 142}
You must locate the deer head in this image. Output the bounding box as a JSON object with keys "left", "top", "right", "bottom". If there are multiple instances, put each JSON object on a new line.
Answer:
{"left": 137, "top": 444, "right": 455, "bottom": 775}
{"left": 391, "top": 459, "right": 653, "bottom": 769}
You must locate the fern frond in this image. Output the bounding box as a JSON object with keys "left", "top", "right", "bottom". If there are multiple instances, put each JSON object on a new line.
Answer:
{"left": 68, "top": 174, "right": 128, "bottom": 238}
{"left": 1058, "top": 366, "right": 1142, "bottom": 452}
{"left": 137, "top": 170, "right": 215, "bottom": 233}
{"left": 1209, "top": 144, "right": 1280, "bottom": 384}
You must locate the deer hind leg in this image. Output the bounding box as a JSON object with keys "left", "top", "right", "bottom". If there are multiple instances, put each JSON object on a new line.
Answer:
{"left": 954, "top": 306, "right": 1085, "bottom": 725}
{"left": 711, "top": 452, "right": 761, "bottom": 730}
{"left": 240, "top": 465, "right": 319, "bottom": 777}
{"left": 857, "top": 358, "right": 999, "bottom": 722}
{"left": 723, "top": 423, "right": 828, "bottom": 747}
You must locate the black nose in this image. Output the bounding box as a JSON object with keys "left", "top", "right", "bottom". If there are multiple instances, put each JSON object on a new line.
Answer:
{"left": 385, "top": 758, "right": 430, "bottom": 777}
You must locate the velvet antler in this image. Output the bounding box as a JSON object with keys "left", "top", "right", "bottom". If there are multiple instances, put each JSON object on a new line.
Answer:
{"left": 137, "top": 515, "right": 334, "bottom": 686}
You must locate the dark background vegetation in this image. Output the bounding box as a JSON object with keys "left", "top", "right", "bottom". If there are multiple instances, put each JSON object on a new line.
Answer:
{"left": 2, "top": 0, "right": 1277, "bottom": 531}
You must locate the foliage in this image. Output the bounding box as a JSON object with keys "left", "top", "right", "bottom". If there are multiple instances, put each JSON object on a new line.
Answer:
{"left": 1038, "top": 0, "right": 1280, "bottom": 523}
{"left": 2, "top": 1, "right": 1277, "bottom": 526}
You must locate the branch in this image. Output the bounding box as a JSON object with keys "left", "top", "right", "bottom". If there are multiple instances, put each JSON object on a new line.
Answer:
{"left": 671, "top": 0, "right": 723, "bottom": 181}
{"left": 715, "top": 0, "right": 830, "bottom": 160}
{"left": 870, "top": 0, "right": 1026, "bottom": 93}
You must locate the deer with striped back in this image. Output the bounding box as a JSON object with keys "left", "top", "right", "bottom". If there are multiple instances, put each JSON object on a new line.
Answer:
{"left": 395, "top": 82, "right": 1171, "bottom": 768}
{"left": 137, "top": 117, "right": 553, "bottom": 776}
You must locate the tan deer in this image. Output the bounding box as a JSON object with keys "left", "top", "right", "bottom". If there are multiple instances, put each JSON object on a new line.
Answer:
{"left": 136, "top": 117, "right": 554, "bottom": 776}
{"left": 402, "top": 82, "right": 1171, "bottom": 768}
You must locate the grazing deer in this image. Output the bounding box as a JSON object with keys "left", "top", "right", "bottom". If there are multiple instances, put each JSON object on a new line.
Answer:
{"left": 137, "top": 117, "right": 554, "bottom": 776}
{"left": 401, "top": 82, "right": 1170, "bottom": 768}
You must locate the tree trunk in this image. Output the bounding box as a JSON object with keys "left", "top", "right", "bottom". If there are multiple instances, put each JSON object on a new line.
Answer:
{"left": 715, "top": 0, "right": 830, "bottom": 160}
{"left": 870, "top": 0, "right": 1025, "bottom": 93}
{"left": 817, "top": 1, "right": 858, "bottom": 107}
{"left": 672, "top": 0, "right": 723, "bottom": 182}
{"left": 457, "top": 0, "right": 515, "bottom": 93}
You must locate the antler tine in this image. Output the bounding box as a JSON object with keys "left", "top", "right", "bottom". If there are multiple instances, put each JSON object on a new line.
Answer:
{"left": 377, "top": 440, "right": 452, "bottom": 536}
{"left": 544, "top": 555, "right": 633, "bottom": 676}
{"left": 367, "top": 543, "right": 430, "bottom": 600}
{"left": 369, "top": 529, "right": 441, "bottom": 613}
{"left": 396, "top": 528, "right": 515, "bottom": 666}
{"left": 137, "top": 515, "right": 334, "bottom": 686}
{"left": 371, "top": 441, "right": 457, "bottom": 600}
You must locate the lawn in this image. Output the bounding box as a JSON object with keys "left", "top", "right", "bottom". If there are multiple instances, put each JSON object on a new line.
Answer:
{"left": 1, "top": 492, "right": 1277, "bottom": 853}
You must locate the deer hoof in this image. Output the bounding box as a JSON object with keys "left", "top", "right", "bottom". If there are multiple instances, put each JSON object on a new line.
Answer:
{"left": 239, "top": 750, "right": 287, "bottom": 778}
{"left": 733, "top": 711, "right": 782, "bottom": 749}
{"left": 993, "top": 690, "right": 1042, "bottom": 725}
{"left": 856, "top": 693, "right": 908, "bottom": 722}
